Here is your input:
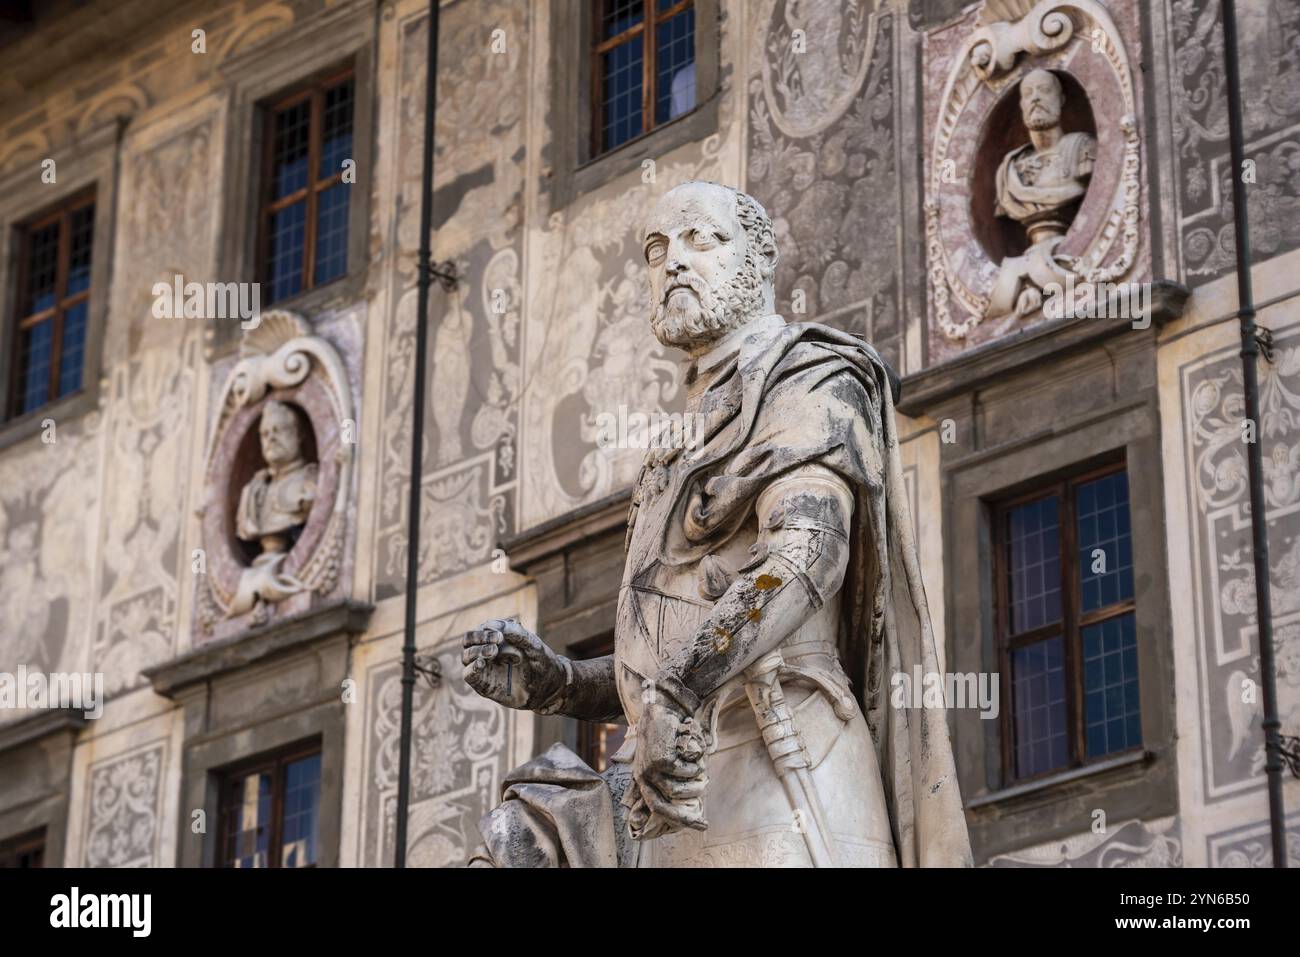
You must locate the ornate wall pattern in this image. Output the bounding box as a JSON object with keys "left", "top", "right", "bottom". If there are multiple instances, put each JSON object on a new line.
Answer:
{"left": 360, "top": 631, "right": 522, "bottom": 867}
{"left": 0, "top": 420, "right": 102, "bottom": 715}
{"left": 3, "top": 0, "right": 1298, "bottom": 871}
{"left": 986, "top": 817, "right": 1183, "bottom": 867}
{"left": 1207, "top": 813, "right": 1300, "bottom": 867}
{"left": 517, "top": 149, "right": 728, "bottom": 529}
{"left": 94, "top": 345, "right": 198, "bottom": 695}
{"left": 1180, "top": 321, "right": 1300, "bottom": 801}
{"left": 745, "top": 1, "right": 900, "bottom": 368}
{"left": 514, "top": 1, "right": 742, "bottom": 531}
{"left": 102, "top": 117, "right": 219, "bottom": 368}
{"left": 0, "top": 0, "right": 326, "bottom": 178}
{"left": 82, "top": 741, "right": 166, "bottom": 868}
{"left": 373, "top": 1, "right": 526, "bottom": 594}
{"left": 1166, "top": 0, "right": 1300, "bottom": 283}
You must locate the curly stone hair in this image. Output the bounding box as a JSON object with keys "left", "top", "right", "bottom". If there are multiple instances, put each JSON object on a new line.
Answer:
{"left": 732, "top": 187, "right": 778, "bottom": 281}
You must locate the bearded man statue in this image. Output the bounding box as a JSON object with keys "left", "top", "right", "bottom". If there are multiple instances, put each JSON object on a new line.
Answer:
{"left": 460, "top": 181, "right": 973, "bottom": 868}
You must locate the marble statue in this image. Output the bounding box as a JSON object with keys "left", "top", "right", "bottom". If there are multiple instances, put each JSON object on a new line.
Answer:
{"left": 985, "top": 69, "right": 1096, "bottom": 323}
{"left": 232, "top": 399, "right": 317, "bottom": 611}
{"left": 461, "top": 181, "right": 972, "bottom": 867}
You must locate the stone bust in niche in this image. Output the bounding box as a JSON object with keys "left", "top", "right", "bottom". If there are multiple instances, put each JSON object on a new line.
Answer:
{"left": 232, "top": 399, "right": 317, "bottom": 611}
{"left": 986, "top": 68, "right": 1096, "bottom": 323}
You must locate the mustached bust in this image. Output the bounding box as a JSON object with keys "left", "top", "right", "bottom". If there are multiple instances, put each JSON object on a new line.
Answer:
{"left": 236, "top": 399, "right": 318, "bottom": 558}
{"left": 644, "top": 181, "right": 779, "bottom": 354}
{"left": 986, "top": 69, "right": 1097, "bottom": 323}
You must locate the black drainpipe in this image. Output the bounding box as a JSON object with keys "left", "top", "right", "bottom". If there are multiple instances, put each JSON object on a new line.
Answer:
{"left": 1221, "top": 0, "right": 1286, "bottom": 866}
{"left": 396, "top": 0, "right": 457, "bottom": 869}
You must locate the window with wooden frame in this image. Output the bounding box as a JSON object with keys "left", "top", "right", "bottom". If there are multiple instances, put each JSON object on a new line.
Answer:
{"left": 257, "top": 67, "right": 355, "bottom": 305}
{"left": 592, "top": 0, "right": 697, "bottom": 156}
{"left": 994, "top": 462, "right": 1140, "bottom": 783}
{"left": 217, "top": 741, "right": 321, "bottom": 868}
{"left": 7, "top": 192, "right": 94, "bottom": 419}
{"left": 572, "top": 634, "right": 627, "bottom": 772}
{"left": 0, "top": 828, "right": 45, "bottom": 868}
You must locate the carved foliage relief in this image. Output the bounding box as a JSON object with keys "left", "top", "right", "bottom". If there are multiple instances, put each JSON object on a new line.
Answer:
{"left": 1168, "top": 0, "right": 1300, "bottom": 282}
{"left": 1182, "top": 322, "right": 1300, "bottom": 800}
{"left": 923, "top": 0, "right": 1149, "bottom": 362}
{"left": 83, "top": 742, "right": 166, "bottom": 868}
{"left": 746, "top": 1, "right": 899, "bottom": 366}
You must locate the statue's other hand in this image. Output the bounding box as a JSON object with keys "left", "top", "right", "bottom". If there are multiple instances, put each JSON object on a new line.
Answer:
{"left": 629, "top": 698, "right": 711, "bottom": 836}
{"left": 461, "top": 618, "right": 566, "bottom": 711}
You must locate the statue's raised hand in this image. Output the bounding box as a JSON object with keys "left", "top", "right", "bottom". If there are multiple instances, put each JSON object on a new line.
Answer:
{"left": 462, "top": 618, "right": 568, "bottom": 711}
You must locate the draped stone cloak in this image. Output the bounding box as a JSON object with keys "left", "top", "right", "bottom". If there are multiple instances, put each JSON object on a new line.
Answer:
{"left": 475, "top": 316, "right": 973, "bottom": 868}
{"left": 628, "top": 316, "right": 970, "bottom": 867}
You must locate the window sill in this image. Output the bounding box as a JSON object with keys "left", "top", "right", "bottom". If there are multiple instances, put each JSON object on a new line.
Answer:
{"left": 550, "top": 91, "right": 720, "bottom": 212}
{"left": 0, "top": 387, "right": 100, "bottom": 453}
{"left": 966, "top": 748, "right": 1153, "bottom": 810}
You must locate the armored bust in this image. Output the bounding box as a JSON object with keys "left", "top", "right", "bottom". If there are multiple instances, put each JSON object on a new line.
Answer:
{"left": 460, "top": 182, "right": 972, "bottom": 868}
{"left": 236, "top": 399, "right": 318, "bottom": 558}
{"left": 986, "top": 69, "right": 1097, "bottom": 322}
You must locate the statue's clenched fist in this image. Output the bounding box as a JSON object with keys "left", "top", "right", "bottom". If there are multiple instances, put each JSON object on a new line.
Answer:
{"left": 462, "top": 618, "right": 568, "bottom": 711}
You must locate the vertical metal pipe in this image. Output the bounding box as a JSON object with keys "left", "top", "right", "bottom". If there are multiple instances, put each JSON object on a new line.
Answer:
{"left": 1220, "top": 0, "right": 1286, "bottom": 867}
{"left": 395, "top": 0, "right": 443, "bottom": 869}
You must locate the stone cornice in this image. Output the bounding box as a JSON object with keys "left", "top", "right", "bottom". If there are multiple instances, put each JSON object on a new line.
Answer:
{"left": 0, "top": 708, "right": 87, "bottom": 755}
{"left": 899, "top": 280, "right": 1190, "bottom": 416}
{"left": 143, "top": 599, "right": 373, "bottom": 698}
{"left": 499, "top": 488, "right": 632, "bottom": 573}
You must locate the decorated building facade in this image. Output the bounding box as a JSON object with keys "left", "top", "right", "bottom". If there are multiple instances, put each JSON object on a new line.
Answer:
{"left": 0, "top": 0, "right": 1297, "bottom": 868}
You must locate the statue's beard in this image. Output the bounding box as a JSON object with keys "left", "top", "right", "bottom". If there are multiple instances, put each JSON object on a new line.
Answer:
{"left": 650, "top": 267, "right": 764, "bottom": 349}
{"left": 1025, "top": 106, "right": 1059, "bottom": 131}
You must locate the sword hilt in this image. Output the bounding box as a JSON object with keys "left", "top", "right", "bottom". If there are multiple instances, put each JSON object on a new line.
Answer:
{"left": 743, "top": 652, "right": 811, "bottom": 774}
{"left": 743, "top": 650, "right": 838, "bottom": 867}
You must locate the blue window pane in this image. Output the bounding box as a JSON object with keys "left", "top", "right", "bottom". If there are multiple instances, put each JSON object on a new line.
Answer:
{"left": 1006, "top": 495, "right": 1061, "bottom": 633}
{"left": 227, "top": 772, "right": 273, "bottom": 868}
{"left": 267, "top": 201, "right": 306, "bottom": 303}
{"left": 66, "top": 205, "right": 95, "bottom": 296}
{"left": 281, "top": 754, "right": 321, "bottom": 868}
{"left": 601, "top": 0, "right": 644, "bottom": 39}
{"left": 314, "top": 184, "right": 350, "bottom": 285}
{"left": 22, "top": 221, "right": 60, "bottom": 315}
{"left": 1076, "top": 471, "right": 1134, "bottom": 612}
{"left": 1012, "top": 636, "right": 1068, "bottom": 777}
{"left": 1082, "top": 612, "right": 1141, "bottom": 758}
{"left": 600, "top": 33, "right": 644, "bottom": 151}
{"left": 15, "top": 319, "right": 53, "bottom": 414}
{"left": 319, "top": 78, "right": 355, "bottom": 179}
{"left": 58, "top": 301, "right": 88, "bottom": 397}
{"left": 271, "top": 99, "right": 311, "bottom": 199}
{"left": 655, "top": 7, "right": 695, "bottom": 124}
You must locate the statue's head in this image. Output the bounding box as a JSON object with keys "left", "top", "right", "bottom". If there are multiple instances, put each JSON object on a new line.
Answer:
{"left": 258, "top": 400, "right": 303, "bottom": 469}
{"left": 643, "top": 182, "right": 778, "bottom": 351}
{"left": 1019, "top": 69, "right": 1064, "bottom": 132}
